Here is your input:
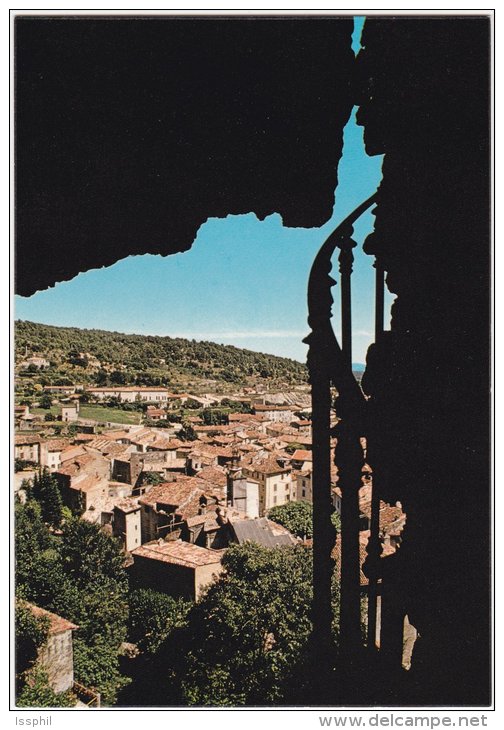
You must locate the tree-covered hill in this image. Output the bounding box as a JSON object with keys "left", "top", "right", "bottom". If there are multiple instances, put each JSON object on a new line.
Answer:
{"left": 15, "top": 320, "right": 307, "bottom": 389}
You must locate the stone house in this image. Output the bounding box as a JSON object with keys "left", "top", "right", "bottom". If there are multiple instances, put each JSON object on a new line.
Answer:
{"left": 14, "top": 434, "right": 41, "bottom": 464}
{"left": 138, "top": 478, "right": 207, "bottom": 543}
{"left": 40, "top": 438, "right": 70, "bottom": 471}
{"left": 111, "top": 498, "right": 141, "bottom": 553}
{"left": 241, "top": 456, "right": 292, "bottom": 515}
{"left": 291, "top": 449, "right": 313, "bottom": 471}
{"left": 54, "top": 451, "right": 111, "bottom": 511}
{"left": 26, "top": 603, "right": 78, "bottom": 694}
{"left": 85, "top": 386, "right": 170, "bottom": 403}
{"left": 61, "top": 403, "right": 79, "bottom": 422}
{"left": 297, "top": 469, "right": 313, "bottom": 503}
{"left": 252, "top": 404, "right": 296, "bottom": 423}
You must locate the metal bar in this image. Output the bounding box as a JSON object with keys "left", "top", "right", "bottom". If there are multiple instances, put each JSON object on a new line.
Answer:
{"left": 305, "top": 193, "right": 377, "bottom": 681}
{"left": 374, "top": 263, "right": 385, "bottom": 342}
{"left": 310, "top": 362, "right": 335, "bottom": 661}
{"left": 338, "top": 425, "right": 364, "bottom": 655}
{"left": 341, "top": 267, "right": 352, "bottom": 368}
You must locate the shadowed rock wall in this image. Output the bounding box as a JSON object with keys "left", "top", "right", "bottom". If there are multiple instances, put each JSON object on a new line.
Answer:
{"left": 15, "top": 15, "right": 354, "bottom": 296}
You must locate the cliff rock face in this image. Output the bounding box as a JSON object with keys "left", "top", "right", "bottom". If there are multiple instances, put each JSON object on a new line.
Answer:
{"left": 15, "top": 16, "right": 354, "bottom": 296}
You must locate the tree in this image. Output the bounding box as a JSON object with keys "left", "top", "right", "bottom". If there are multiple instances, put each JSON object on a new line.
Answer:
{"left": 30, "top": 468, "right": 63, "bottom": 528}
{"left": 15, "top": 600, "right": 50, "bottom": 679}
{"left": 284, "top": 441, "right": 306, "bottom": 455}
{"left": 268, "top": 500, "right": 314, "bottom": 539}
{"left": 38, "top": 469, "right": 64, "bottom": 528}
{"left": 15, "top": 508, "right": 130, "bottom": 706}
{"left": 59, "top": 518, "right": 127, "bottom": 587}
{"left": 39, "top": 394, "right": 53, "bottom": 409}
{"left": 177, "top": 424, "right": 196, "bottom": 442}
{"left": 129, "top": 589, "right": 190, "bottom": 654}
{"left": 170, "top": 543, "right": 318, "bottom": 706}
{"left": 17, "top": 666, "right": 75, "bottom": 708}
{"left": 15, "top": 501, "right": 54, "bottom": 587}
{"left": 268, "top": 500, "right": 341, "bottom": 539}
{"left": 141, "top": 472, "right": 164, "bottom": 487}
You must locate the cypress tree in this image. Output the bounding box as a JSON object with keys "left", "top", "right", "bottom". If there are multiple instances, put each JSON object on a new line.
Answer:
{"left": 38, "top": 468, "right": 63, "bottom": 528}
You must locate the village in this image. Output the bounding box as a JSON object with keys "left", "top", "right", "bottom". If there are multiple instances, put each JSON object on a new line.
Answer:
{"left": 14, "top": 371, "right": 407, "bottom": 705}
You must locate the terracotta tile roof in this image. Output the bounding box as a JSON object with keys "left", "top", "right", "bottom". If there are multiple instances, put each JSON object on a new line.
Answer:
{"left": 145, "top": 437, "right": 173, "bottom": 451}
{"left": 59, "top": 445, "right": 87, "bottom": 462}
{"left": 230, "top": 517, "right": 296, "bottom": 547}
{"left": 73, "top": 433, "right": 97, "bottom": 442}
{"left": 292, "top": 449, "right": 313, "bottom": 461}
{"left": 113, "top": 497, "right": 140, "bottom": 513}
{"left": 44, "top": 438, "right": 72, "bottom": 452}
{"left": 228, "top": 413, "right": 261, "bottom": 423}
{"left": 26, "top": 603, "right": 78, "bottom": 633}
{"left": 190, "top": 445, "right": 233, "bottom": 459}
{"left": 15, "top": 434, "right": 41, "bottom": 445}
{"left": 195, "top": 466, "right": 228, "bottom": 488}
{"left": 102, "top": 430, "right": 131, "bottom": 441}
{"left": 71, "top": 474, "right": 107, "bottom": 493}
{"left": 279, "top": 434, "right": 312, "bottom": 447}
{"left": 132, "top": 540, "right": 224, "bottom": 568}
{"left": 139, "top": 479, "right": 204, "bottom": 511}
{"left": 243, "top": 456, "right": 291, "bottom": 476}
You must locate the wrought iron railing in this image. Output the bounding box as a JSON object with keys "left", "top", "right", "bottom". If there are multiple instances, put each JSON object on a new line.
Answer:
{"left": 304, "top": 193, "right": 387, "bottom": 666}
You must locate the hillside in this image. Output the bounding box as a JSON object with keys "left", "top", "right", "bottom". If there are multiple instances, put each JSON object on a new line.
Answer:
{"left": 15, "top": 320, "right": 308, "bottom": 390}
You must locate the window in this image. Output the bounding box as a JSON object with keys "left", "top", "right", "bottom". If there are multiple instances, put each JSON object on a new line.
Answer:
{"left": 302, "top": 490, "right": 306, "bottom": 497}
{"left": 273, "top": 496, "right": 277, "bottom": 504}
{"left": 274, "top": 484, "right": 277, "bottom": 492}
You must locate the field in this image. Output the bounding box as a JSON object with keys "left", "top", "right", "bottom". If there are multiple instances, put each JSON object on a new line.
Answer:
{"left": 32, "top": 405, "right": 142, "bottom": 426}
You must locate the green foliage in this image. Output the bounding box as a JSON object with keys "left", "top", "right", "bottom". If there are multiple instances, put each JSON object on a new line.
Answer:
{"left": 15, "top": 600, "right": 50, "bottom": 678}
{"left": 15, "top": 501, "right": 54, "bottom": 586}
{"left": 39, "top": 394, "right": 53, "bottom": 409}
{"left": 268, "top": 501, "right": 341, "bottom": 539}
{"left": 177, "top": 424, "right": 197, "bottom": 442}
{"left": 141, "top": 472, "right": 164, "bottom": 486}
{"left": 268, "top": 500, "right": 314, "bottom": 539}
{"left": 173, "top": 543, "right": 316, "bottom": 706}
{"left": 31, "top": 468, "right": 64, "bottom": 528}
{"left": 129, "top": 589, "right": 190, "bottom": 654}
{"left": 73, "top": 637, "right": 130, "bottom": 706}
{"left": 59, "top": 518, "right": 127, "bottom": 587}
{"left": 201, "top": 408, "right": 228, "bottom": 425}
{"left": 17, "top": 666, "right": 76, "bottom": 708}
{"left": 15, "top": 458, "right": 36, "bottom": 472}
{"left": 15, "top": 507, "right": 129, "bottom": 706}
{"left": 284, "top": 441, "right": 306, "bottom": 454}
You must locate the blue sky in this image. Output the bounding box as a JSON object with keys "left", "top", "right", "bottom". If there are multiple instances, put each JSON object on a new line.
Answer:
{"left": 15, "top": 17, "right": 391, "bottom": 364}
